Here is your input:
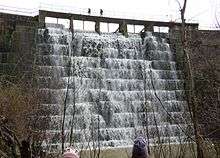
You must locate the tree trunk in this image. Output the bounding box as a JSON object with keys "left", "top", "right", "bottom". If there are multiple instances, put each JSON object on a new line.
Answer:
{"left": 20, "top": 140, "right": 31, "bottom": 158}
{"left": 179, "top": 0, "right": 204, "bottom": 157}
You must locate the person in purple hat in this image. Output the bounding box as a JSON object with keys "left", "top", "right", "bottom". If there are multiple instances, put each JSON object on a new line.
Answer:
{"left": 132, "top": 137, "right": 149, "bottom": 158}
{"left": 63, "top": 147, "right": 79, "bottom": 158}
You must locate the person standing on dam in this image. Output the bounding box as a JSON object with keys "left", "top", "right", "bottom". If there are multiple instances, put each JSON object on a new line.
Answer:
{"left": 132, "top": 137, "right": 149, "bottom": 158}
{"left": 88, "top": 8, "right": 91, "bottom": 14}
{"left": 100, "top": 9, "right": 103, "bottom": 16}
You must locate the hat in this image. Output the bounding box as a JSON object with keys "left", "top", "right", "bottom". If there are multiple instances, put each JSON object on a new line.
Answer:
{"left": 132, "top": 137, "right": 148, "bottom": 158}
{"left": 63, "top": 147, "right": 79, "bottom": 158}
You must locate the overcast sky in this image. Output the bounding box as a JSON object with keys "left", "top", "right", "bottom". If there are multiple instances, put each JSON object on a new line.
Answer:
{"left": 0, "top": 0, "right": 219, "bottom": 29}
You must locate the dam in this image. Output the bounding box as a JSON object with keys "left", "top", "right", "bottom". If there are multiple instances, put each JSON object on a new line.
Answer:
{"left": 36, "top": 13, "right": 195, "bottom": 150}
{"left": 0, "top": 9, "right": 200, "bottom": 152}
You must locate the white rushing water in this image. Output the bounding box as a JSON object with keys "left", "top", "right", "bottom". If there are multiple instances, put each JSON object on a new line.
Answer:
{"left": 37, "top": 25, "right": 192, "bottom": 151}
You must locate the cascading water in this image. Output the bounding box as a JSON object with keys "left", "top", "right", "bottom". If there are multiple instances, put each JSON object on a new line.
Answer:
{"left": 37, "top": 24, "right": 192, "bottom": 151}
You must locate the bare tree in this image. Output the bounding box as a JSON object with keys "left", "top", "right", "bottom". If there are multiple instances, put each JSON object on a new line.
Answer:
{"left": 175, "top": 0, "right": 205, "bottom": 157}
{"left": 61, "top": 55, "right": 74, "bottom": 153}
{"left": 0, "top": 78, "right": 50, "bottom": 157}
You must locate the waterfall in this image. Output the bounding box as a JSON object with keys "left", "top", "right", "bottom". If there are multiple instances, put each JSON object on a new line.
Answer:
{"left": 37, "top": 25, "right": 192, "bottom": 151}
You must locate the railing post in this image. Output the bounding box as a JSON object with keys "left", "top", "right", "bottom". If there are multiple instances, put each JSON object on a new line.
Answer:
{"left": 95, "top": 21, "right": 100, "bottom": 34}
{"left": 119, "top": 20, "right": 128, "bottom": 37}
{"left": 70, "top": 16, "right": 74, "bottom": 33}
{"left": 144, "top": 24, "right": 154, "bottom": 32}
{"left": 39, "top": 10, "right": 46, "bottom": 28}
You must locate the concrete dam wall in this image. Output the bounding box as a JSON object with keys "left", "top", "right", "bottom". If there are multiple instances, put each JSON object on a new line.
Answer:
{"left": 36, "top": 25, "right": 192, "bottom": 151}
{"left": 1, "top": 11, "right": 219, "bottom": 153}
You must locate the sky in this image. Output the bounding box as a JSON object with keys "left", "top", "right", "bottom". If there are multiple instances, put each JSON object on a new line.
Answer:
{"left": 0, "top": 0, "right": 219, "bottom": 30}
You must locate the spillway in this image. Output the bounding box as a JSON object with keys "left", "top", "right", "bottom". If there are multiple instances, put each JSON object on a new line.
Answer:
{"left": 36, "top": 24, "right": 191, "bottom": 151}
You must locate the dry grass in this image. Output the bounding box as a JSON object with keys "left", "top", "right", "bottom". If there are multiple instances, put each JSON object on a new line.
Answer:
{"left": 76, "top": 142, "right": 219, "bottom": 158}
